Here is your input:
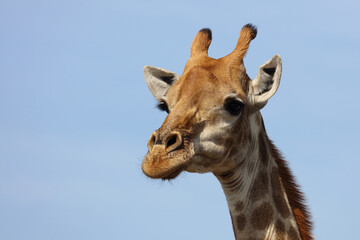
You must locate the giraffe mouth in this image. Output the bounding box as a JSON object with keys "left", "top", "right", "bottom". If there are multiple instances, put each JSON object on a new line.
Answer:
{"left": 142, "top": 153, "right": 189, "bottom": 180}
{"left": 142, "top": 139, "right": 193, "bottom": 180}
{"left": 160, "top": 166, "right": 184, "bottom": 180}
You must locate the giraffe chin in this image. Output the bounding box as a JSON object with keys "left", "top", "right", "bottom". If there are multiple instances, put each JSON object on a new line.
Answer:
{"left": 142, "top": 152, "right": 190, "bottom": 180}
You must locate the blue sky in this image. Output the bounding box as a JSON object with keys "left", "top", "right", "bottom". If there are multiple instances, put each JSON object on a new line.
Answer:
{"left": 1, "top": 0, "right": 359, "bottom": 239}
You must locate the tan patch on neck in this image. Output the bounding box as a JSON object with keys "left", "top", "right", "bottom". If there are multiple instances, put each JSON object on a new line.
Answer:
{"left": 250, "top": 202, "right": 274, "bottom": 230}
{"left": 271, "top": 167, "right": 291, "bottom": 218}
{"left": 246, "top": 159, "right": 257, "bottom": 175}
{"left": 275, "top": 219, "right": 286, "bottom": 240}
{"left": 287, "top": 226, "right": 301, "bottom": 240}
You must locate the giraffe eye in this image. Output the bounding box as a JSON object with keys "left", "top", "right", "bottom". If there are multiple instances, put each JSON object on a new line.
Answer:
{"left": 224, "top": 98, "right": 243, "bottom": 116}
{"left": 157, "top": 101, "right": 170, "bottom": 113}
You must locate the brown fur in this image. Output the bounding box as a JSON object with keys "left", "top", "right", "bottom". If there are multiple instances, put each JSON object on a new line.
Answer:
{"left": 235, "top": 201, "right": 245, "bottom": 212}
{"left": 267, "top": 137, "right": 313, "bottom": 240}
{"left": 250, "top": 202, "right": 274, "bottom": 230}
{"left": 228, "top": 24, "right": 257, "bottom": 66}
{"left": 190, "top": 28, "right": 212, "bottom": 57}
{"left": 249, "top": 171, "right": 269, "bottom": 203}
{"left": 236, "top": 214, "right": 247, "bottom": 231}
{"left": 258, "top": 132, "right": 269, "bottom": 165}
{"left": 287, "top": 226, "right": 300, "bottom": 240}
{"left": 275, "top": 219, "right": 286, "bottom": 239}
{"left": 271, "top": 167, "right": 291, "bottom": 218}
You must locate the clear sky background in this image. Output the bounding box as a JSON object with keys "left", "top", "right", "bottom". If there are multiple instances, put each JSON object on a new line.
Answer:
{"left": 1, "top": 0, "right": 359, "bottom": 239}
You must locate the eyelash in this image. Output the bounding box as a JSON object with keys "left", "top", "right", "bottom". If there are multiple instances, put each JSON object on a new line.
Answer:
{"left": 156, "top": 99, "right": 243, "bottom": 115}
{"left": 156, "top": 102, "right": 170, "bottom": 113}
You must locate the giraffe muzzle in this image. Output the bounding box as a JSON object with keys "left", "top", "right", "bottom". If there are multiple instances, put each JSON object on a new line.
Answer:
{"left": 148, "top": 130, "right": 183, "bottom": 154}
{"left": 143, "top": 130, "right": 192, "bottom": 179}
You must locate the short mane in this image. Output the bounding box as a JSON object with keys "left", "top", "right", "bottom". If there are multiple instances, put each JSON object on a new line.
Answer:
{"left": 267, "top": 136, "right": 313, "bottom": 240}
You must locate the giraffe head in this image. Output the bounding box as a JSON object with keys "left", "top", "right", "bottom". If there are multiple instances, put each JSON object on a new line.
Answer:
{"left": 142, "top": 24, "right": 282, "bottom": 179}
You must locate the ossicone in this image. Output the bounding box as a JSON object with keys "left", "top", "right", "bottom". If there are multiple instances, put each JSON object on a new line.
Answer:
{"left": 226, "top": 23, "right": 257, "bottom": 66}
{"left": 190, "top": 28, "right": 212, "bottom": 57}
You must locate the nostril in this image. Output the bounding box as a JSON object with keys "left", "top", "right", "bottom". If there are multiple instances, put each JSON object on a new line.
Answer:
{"left": 150, "top": 135, "right": 156, "bottom": 145}
{"left": 165, "top": 132, "right": 183, "bottom": 153}
{"left": 166, "top": 135, "right": 177, "bottom": 148}
{"left": 148, "top": 132, "right": 159, "bottom": 151}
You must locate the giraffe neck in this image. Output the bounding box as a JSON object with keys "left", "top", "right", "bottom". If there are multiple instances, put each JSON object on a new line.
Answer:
{"left": 214, "top": 113, "right": 303, "bottom": 240}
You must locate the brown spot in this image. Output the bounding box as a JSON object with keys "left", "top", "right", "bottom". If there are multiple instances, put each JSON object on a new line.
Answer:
{"left": 287, "top": 226, "right": 300, "bottom": 240}
{"left": 250, "top": 202, "right": 274, "bottom": 230}
{"left": 258, "top": 132, "right": 268, "bottom": 165}
{"left": 202, "top": 160, "right": 211, "bottom": 168}
{"left": 229, "top": 212, "right": 236, "bottom": 235}
{"left": 224, "top": 137, "right": 234, "bottom": 149}
{"left": 250, "top": 171, "right": 269, "bottom": 202}
{"left": 229, "top": 147, "right": 239, "bottom": 157}
{"left": 275, "top": 219, "right": 286, "bottom": 240}
{"left": 235, "top": 214, "right": 247, "bottom": 232}
{"left": 235, "top": 201, "right": 244, "bottom": 212}
{"left": 271, "top": 167, "right": 290, "bottom": 218}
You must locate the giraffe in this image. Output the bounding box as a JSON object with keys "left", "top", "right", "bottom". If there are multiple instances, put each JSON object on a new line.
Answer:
{"left": 142, "top": 24, "right": 313, "bottom": 240}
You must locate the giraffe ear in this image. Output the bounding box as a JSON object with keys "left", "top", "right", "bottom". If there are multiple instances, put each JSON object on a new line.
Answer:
{"left": 249, "top": 55, "right": 282, "bottom": 109}
{"left": 144, "top": 66, "right": 179, "bottom": 102}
